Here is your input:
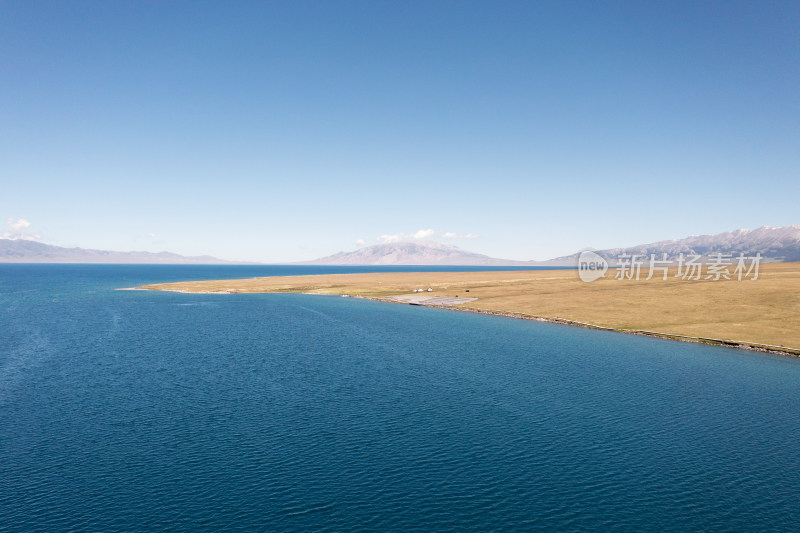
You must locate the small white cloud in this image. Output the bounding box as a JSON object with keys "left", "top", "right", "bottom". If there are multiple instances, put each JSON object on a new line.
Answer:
{"left": 2, "top": 218, "right": 40, "bottom": 240}
{"left": 355, "top": 239, "right": 365, "bottom": 246}
{"left": 443, "top": 232, "right": 479, "bottom": 239}
{"left": 378, "top": 229, "right": 436, "bottom": 243}
{"left": 133, "top": 231, "right": 161, "bottom": 243}
{"left": 377, "top": 233, "right": 404, "bottom": 244}
{"left": 9, "top": 218, "right": 31, "bottom": 231}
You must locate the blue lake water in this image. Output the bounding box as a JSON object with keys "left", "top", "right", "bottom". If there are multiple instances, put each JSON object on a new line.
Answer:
{"left": 1, "top": 264, "right": 799, "bottom": 531}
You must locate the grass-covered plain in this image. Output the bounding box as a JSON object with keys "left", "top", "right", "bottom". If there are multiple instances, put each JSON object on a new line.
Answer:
{"left": 140, "top": 262, "right": 800, "bottom": 353}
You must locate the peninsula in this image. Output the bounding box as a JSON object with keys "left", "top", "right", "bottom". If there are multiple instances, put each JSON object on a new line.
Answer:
{"left": 139, "top": 261, "right": 800, "bottom": 356}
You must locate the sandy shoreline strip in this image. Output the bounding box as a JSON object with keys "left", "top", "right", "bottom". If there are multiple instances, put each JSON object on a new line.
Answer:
{"left": 363, "top": 296, "right": 800, "bottom": 358}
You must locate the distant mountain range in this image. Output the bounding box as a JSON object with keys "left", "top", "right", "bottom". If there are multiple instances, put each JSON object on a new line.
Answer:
{"left": 303, "top": 240, "right": 530, "bottom": 266}
{"left": 553, "top": 225, "right": 800, "bottom": 265}
{"left": 305, "top": 225, "right": 800, "bottom": 265}
{"left": 0, "top": 239, "right": 242, "bottom": 264}
{"left": 4, "top": 225, "right": 799, "bottom": 265}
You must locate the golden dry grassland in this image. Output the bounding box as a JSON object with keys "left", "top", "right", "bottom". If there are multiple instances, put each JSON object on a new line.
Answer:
{"left": 139, "top": 262, "right": 800, "bottom": 353}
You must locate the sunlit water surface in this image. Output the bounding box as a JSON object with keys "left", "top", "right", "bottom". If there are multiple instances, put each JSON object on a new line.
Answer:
{"left": 1, "top": 265, "right": 799, "bottom": 531}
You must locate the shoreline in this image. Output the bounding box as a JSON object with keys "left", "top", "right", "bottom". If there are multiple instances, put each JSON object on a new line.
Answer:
{"left": 132, "top": 285, "right": 800, "bottom": 358}
{"left": 383, "top": 298, "right": 800, "bottom": 358}
{"left": 359, "top": 295, "right": 800, "bottom": 358}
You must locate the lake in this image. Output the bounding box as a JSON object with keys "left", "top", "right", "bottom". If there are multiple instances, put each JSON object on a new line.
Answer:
{"left": 1, "top": 264, "right": 799, "bottom": 531}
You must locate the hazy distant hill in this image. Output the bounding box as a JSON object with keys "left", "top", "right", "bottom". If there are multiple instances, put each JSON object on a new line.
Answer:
{"left": 0, "top": 239, "right": 244, "bottom": 264}
{"left": 306, "top": 225, "right": 800, "bottom": 265}
{"left": 548, "top": 225, "right": 800, "bottom": 265}
{"left": 303, "top": 241, "right": 530, "bottom": 266}
{"left": 5, "top": 224, "right": 798, "bottom": 265}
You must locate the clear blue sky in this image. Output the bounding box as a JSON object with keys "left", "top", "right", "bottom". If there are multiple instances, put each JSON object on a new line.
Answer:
{"left": 1, "top": 1, "right": 798, "bottom": 262}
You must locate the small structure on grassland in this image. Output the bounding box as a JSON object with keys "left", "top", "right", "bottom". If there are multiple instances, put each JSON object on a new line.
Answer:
{"left": 391, "top": 294, "right": 478, "bottom": 306}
